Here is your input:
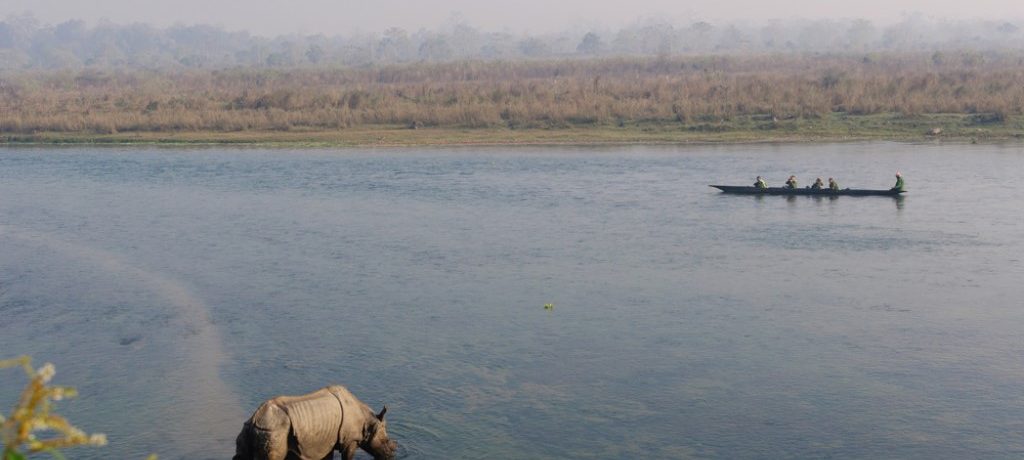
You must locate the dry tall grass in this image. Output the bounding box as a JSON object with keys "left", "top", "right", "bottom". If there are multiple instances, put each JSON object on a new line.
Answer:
{"left": 1, "top": 53, "right": 1022, "bottom": 134}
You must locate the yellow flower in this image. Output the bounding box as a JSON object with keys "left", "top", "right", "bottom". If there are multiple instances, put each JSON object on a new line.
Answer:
{"left": 29, "top": 419, "right": 52, "bottom": 431}
{"left": 68, "top": 427, "right": 87, "bottom": 441}
{"left": 36, "top": 363, "right": 56, "bottom": 383}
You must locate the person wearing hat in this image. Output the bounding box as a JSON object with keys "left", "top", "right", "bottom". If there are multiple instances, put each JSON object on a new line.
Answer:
{"left": 811, "top": 178, "right": 824, "bottom": 189}
{"left": 891, "top": 172, "right": 905, "bottom": 191}
{"left": 754, "top": 176, "right": 768, "bottom": 189}
{"left": 785, "top": 175, "right": 798, "bottom": 189}
{"left": 828, "top": 177, "right": 839, "bottom": 191}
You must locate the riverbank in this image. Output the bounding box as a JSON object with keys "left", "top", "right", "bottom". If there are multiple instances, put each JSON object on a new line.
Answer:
{"left": 4, "top": 113, "right": 1023, "bottom": 147}
{"left": 3, "top": 54, "right": 1024, "bottom": 147}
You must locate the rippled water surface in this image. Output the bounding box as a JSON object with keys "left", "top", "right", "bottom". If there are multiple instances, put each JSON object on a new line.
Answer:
{"left": 2, "top": 143, "right": 1023, "bottom": 459}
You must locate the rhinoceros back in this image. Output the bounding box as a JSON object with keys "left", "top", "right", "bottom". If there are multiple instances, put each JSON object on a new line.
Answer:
{"left": 279, "top": 389, "right": 344, "bottom": 459}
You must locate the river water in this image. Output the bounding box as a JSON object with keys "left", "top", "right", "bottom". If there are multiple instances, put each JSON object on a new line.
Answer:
{"left": 1, "top": 143, "right": 1022, "bottom": 459}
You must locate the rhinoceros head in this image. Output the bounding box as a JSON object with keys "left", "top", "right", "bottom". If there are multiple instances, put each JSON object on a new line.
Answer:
{"left": 361, "top": 405, "right": 398, "bottom": 460}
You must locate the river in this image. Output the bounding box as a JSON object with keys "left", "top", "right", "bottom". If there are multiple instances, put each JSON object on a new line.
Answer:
{"left": 1, "top": 143, "right": 1022, "bottom": 458}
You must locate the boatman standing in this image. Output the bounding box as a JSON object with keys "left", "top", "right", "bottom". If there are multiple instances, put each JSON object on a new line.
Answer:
{"left": 828, "top": 177, "right": 839, "bottom": 191}
{"left": 891, "top": 172, "right": 905, "bottom": 192}
{"left": 755, "top": 176, "right": 768, "bottom": 189}
{"left": 785, "top": 175, "right": 798, "bottom": 189}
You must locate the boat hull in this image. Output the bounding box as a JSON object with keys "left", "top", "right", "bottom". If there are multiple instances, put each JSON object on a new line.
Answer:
{"left": 710, "top": 185, "right": 904, "bottom": 196}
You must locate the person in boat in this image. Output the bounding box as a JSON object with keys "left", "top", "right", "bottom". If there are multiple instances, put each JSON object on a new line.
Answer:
{"left": 828, "top": 177, "right": 839, "bottom": 191}
{"left": 785, "top": 175, "right": 798, "bottom": 189}
{"left": 754, "top": 176, "right": 768, "bottom": 189}
{"left": 811, "top": 178, "right": 824, "bottom": 189}
{"left": 891, "top": 172, "right": 905, "bottom": 191}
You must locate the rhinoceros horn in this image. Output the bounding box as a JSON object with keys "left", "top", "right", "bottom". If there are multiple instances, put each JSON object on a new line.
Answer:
{"left": 377, "top": 406, "right": 388, "bottom": 421}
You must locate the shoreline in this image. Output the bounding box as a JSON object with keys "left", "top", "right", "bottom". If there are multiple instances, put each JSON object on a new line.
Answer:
{"left": 4, "top": 125, "right": 1023, "bottom": 148}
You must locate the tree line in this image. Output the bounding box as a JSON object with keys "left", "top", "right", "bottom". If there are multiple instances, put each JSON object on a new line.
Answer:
{"left": 0, "top": 12, "right": 1022, "bottom": 70}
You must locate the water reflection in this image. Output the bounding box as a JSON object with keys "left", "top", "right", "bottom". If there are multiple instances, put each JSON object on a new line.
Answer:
{"left": 894, "top": 195, "right": 906, "bottom": 212}
{"left": 724, "top": 192, "right": 901, "bottom": 213}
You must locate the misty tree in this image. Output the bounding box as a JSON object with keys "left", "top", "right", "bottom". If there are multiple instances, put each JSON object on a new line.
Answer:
{"left": 635, "top": 23, "right": 675, "bottom": 55}
{"left": 178, "top": 54, "right": 211, "bottom": 67}
{"left": 689, "top": 21, "right": 714, "bottom": 51}
{"left": 0, "top": 23, "right": 15, "bottom": 48}
{"left": 2, "top": 15, "right": 1024, "bottom": 69}
{"left": 377, "top": 27, "right": 413, "bottom": 62}
{"left": 81, "top": 25, "right": 132, "bottom": 67}
{"left": 0, "top": 49, "right": 30, "bottom": 69}
{"left": 961, "top": 51, "right": 985, "bottom": 67}
{"left": 797, "top": 20, "right": 843, "bottom": 51}
{"left": 305, "top": 44, "right": 325, "bottom": 64}
{"left": 842, "top": 19, "right": 874, "bottom": 52}
{"left": 5, "top": 12, "right": 39, "bottom": 34}
{"left": 612, "top": 28, "right": 639, "bottom": 53}
{"left": 0, "top": 13, "right": 39, "bottom": 50}
{"left": 417, "top": 35, "right": 451, "bottom": 60}
{"left": 479, "top": 32, "right": 517, "bottom": 59}
{"left": 577, "top": 32, "right": 604, "bottom": 54}
{"left": 758, "top": 21, "right": 789, "bottom": 49}
{"left": 546, "top": 33, "right": 579, "bottom": 55}
{"left": 446, "top": 21, "right": 482, "bottom": 58}
{"left": 998, "top": 22, "right": 1020, "bottom": 35}
{"left": 339, "top": 34, "right": 379, "bottom": 65}
{"left": 716, "top": 25, "right": 750, "bottom": 51}
{"left": 264, "top": 41, "right": 304, "bottom": 66}
{"left": 235, "top": 43, "right": 265, "bottom": 67}
{"left": 265, "top": 52, "right": 289, "bottom": 66}
{"left": 881, "top": 15, "right": 934, "bottom": 50}
{"left": 518, "top": 37, "right": 549, "bottom": 57}
{"left": 54, "top": 20, "right": 87, "bottom": 42}
{"left": 30, "top": 45, "right": 76, "bottom": 68}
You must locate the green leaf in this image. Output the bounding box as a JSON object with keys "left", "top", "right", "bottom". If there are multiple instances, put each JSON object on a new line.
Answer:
{"left": 5, "top": 450, "right": 28, "bottom": 460}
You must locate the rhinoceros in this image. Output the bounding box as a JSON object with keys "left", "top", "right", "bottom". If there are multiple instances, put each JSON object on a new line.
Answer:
{"left": 233, "top": 385, "right": 397, "bottom": 460}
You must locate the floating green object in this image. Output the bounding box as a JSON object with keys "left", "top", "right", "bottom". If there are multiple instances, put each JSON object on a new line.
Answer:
{"left": 544, "top": 303, "right": 554, "bottom": 310}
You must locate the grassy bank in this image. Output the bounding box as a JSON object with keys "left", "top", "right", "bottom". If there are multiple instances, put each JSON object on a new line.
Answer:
{"left": 4, "top": 113, "right": 1023, "bottom": 147}
{"left": 3, "top": 54, "right": 1023, "bottom": 146}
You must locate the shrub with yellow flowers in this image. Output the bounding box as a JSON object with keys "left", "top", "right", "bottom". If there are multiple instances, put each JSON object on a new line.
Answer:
{"left": 1, "top": 356, "right": 107, "bottom": 460}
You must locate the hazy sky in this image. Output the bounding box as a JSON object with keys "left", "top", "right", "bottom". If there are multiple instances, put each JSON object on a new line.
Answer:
{"left": 3, "top": 0, "right": 1022, "bottom": 35}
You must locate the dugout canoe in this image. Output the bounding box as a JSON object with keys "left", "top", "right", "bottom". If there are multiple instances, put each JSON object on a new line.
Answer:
{"left": 709, "top": 185, "right": 905, "bottom": 196}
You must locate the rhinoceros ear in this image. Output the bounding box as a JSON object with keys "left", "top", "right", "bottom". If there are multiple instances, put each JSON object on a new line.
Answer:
{"left": 377, "top": 405, "right": 388, "bottom": 421}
